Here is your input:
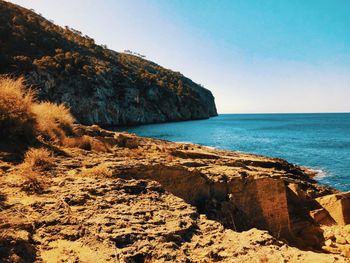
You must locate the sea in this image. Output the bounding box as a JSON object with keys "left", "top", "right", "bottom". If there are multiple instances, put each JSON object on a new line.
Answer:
{"left": 119, "top": 113, "right": 350, "bottom": 192}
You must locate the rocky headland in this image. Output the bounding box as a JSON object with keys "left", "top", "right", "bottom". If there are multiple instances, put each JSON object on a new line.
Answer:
{"left": 0, "top": 0, "right": 217, "bottom": 126}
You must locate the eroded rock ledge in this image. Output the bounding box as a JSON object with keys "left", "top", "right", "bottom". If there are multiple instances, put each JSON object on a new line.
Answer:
{"left": 0, "top": 125, "right": 349, "bottom": 262}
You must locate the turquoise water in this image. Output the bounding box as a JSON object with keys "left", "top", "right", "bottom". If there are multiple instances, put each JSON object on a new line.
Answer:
{"left": 119, "top": 114, "right": 350, "bottom": 191}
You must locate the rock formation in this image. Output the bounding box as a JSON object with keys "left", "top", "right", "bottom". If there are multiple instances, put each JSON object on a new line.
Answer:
{"left": 0, "top": 0, "right": 217, "bottom": 126}
{"left": 0, "top": 124, "right": 349, "bottom": 262}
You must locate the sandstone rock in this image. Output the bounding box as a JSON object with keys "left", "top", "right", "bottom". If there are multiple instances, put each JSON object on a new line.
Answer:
{"left": 325, "top": 239, "right": 333, "bottom": 247}
{"left": 324, "top": 231, "right": 335, "bottom": 241}
{"left": 229, "top": 176, "right": 291, "bottom": 239}
{"left": 337, "top": 244, "right": 350, "bottom": 254}
{"left": 336, "top": 235, "right": 347, "bottom": 245}
{"left": 341, "top": 251, "right": 350, "bottom": 258}
{"left": 322, "top": 245, "right": 341, "bottom": 254}
{"left": 344, "top": 224, "right": 350, "bottom": 232}
{"left": 288, "top": 183, "right": 308, "bottom": 200}
{"left": 316, "top": 192, "right": 350, "bottom": 225}
{"left": 310, "top": 208, "right": 336, "bottom": 226}
{"left": 346, "top": 235, "right": 350, "bottom": 244}
{"left": 0, "top": 125, "right": 348, "bottom": 262}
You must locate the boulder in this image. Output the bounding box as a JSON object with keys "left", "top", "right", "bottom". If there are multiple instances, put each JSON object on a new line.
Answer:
{"left": 316, "top": 192, "right": 350, "bottom": 225}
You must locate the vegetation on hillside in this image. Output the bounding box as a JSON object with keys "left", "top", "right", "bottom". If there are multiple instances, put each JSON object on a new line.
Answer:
{"left": 0, "top": 0, "right": 212, "bottom": 103}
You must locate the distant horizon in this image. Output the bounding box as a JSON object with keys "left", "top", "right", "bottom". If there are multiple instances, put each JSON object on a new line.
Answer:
{"left": 218, "top": 111, "right": 350, "bottom": 115}
{"left": 8, "top": 0, "right": 350, "bottom": 113}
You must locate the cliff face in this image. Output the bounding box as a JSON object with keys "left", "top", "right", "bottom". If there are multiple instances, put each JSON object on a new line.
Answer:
{"left": 0, "top": 1, "right": 217, "bottom": 126}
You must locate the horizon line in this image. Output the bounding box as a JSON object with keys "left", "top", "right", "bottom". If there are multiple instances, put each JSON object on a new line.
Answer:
{"left": 218, "top": 112, "right": 350, "bottom": 115}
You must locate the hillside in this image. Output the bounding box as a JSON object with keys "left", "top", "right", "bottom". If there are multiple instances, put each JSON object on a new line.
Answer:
{"left": 0, "top": 0, "right": 217, "bottom": 126}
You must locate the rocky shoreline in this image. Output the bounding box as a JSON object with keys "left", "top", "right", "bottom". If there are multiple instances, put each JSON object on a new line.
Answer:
{"left": 1, "top": 124, "right": 349, "bottom": 262}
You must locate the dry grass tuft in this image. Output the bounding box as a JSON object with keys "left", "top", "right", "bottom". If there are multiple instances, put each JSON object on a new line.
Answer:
{"left": 0, "top": 76, "right": 36, "bottom": 142}
{"left": 32, "top": 102, "right": 75, "bottom": 141}
{"left": 23, "top": 147, "right": 54, "bottom": 171}
{"left": 80, "top": 163, "right": 112, "bottom": 177}
{"left": 0, "top": 76, "right": 114, "bottom": 156}
{"left": 0, "top": 76, "right": 76, "bottom": 146}
{"left": 18, "top": 147, "right": 54, "bottom": 193}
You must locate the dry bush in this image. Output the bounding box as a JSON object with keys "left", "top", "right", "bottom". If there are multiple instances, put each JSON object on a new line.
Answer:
{"left": 0, "top": 76, "right": 109, "bottom": 156}
{"left": 19, "top": 147, "right": 53, "bottom": 193}
{"left": 23, "top": 147, "right": 54, "bottom": 171}
{"left": 0, "top": 76, "right": 36, "bottom": 142}
{"left": 0, "top": 76, "right": 76, "bottom": 146}
{"left": 80, "top": 163, "right": 112, "bottom": 177}
{"left": 32, "top": 102, "right": 75, "bottom": 141}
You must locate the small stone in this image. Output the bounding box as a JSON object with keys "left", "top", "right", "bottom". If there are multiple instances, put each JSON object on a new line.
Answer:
{"left": 345, "top": 235, "right": 350, "bottom": 244}
{"left": 337, "top": 244, "right": 350, "bottom": 254}
{"left": 324, "top": 232, "right": 335, "bottom": 241}
{"left": 336, "top": 235, "right": 347, "bottom": 245}
{"left": 341, "top": 250, "right": 350, "bottom": 258}
{"left": 324, "top": 239, "right": 332, "bottom": 247}
{"left": 344, "top": 225, "right": 350, "bottom": 232}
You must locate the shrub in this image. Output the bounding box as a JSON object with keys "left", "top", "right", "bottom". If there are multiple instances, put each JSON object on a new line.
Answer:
{"left": 0, "top": 76, "right": 76, "bottom": 145}
{"left": 19, "top": 147, "right": 53, "bottom": 193}
{"left": 0, "top": 77, "right": 37, "bottom": 142}
{"left": 32, "top": 102, "right": 75, "bottom": 141}
{"left": 23, "top": 147, "right": 54, "bottom": 171}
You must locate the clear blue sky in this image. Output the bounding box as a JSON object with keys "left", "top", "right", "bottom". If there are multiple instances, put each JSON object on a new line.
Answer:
{"left": 8, "top": 0, "right": 350, "bottom": 113}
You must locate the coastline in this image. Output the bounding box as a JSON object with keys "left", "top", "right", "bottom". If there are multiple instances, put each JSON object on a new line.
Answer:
{"left": 119, "top": 113, "right": 350, "bottom": 192}
{"left": 179, "top": 142, "right": 333, "bottom": 190}
{"left": 302, "top": 166, "right": 330, "bottom": 180}
{"left": 1, "top": 124, "right": 349, "bottom": 261}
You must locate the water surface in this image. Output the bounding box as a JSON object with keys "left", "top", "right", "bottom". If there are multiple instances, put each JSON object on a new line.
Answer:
{"left": 119, "top": 113, "right": 350, "bottom": 191}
